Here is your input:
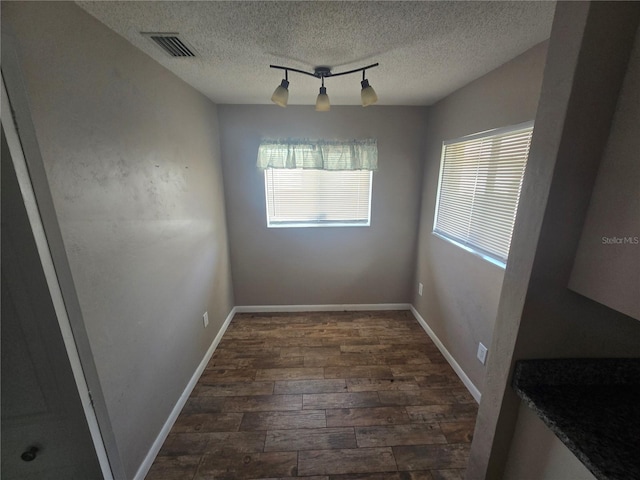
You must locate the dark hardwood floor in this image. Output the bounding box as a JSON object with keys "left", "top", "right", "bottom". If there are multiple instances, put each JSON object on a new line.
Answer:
{"left": 146, "top": 311, "right": 478, "bottom": 480}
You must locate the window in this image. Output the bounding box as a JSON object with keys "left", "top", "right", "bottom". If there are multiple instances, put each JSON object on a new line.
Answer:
{"left": 264, "top": 168, "right": 372, "bottom": 227}
{"left": 257, "top": 139, "right": 377, "bottom": 228}
{"left": 433, "top": 122, "right": 533, "bottom": 266}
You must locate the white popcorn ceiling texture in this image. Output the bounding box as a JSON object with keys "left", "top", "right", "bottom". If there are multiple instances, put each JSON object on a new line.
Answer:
{"left": 77, "top": 1, "right": 555, "bottom": 106}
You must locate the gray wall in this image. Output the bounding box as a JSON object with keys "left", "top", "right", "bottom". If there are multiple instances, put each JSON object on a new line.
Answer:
{"left": 569, "top": 22, "right": 640, "bottom": 321}
{"left": 2, "top": 2, "right": 234, "bottom": 478}
{"left": 468, "top": 3, "right": 640, "bottom": 478}
{"left": 218, "top": 105, "right": 427, "bottom": 306}
{"left": 412, "top": 42, "right": 548, "bottom": 393}
{"left": 503, "top": 404, "right": 596, "bottom": 480}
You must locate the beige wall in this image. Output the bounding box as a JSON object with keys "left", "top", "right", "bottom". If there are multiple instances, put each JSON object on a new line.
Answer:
{"left": 218, "top": 105, "right": 427, "bottom": 306}
{"left": 2, "top": 2, "right": 234, "bottom": 477}
{"left": 412, "top": 42, "right": 548, "bottom": 394}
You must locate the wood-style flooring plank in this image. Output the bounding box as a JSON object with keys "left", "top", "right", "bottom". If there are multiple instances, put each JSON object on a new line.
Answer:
{"left": 439, "top": 421, "right": 476, "bottom": 443}
{"left": 158, "top": 433, "right": 212, "bottom": 456}
{"left": 326, "top": 407, "right": 411, "bottom": 427}
{"left": 347, "top": 377, "right": 420, "bottom": 392}
{"left": 375, "top": 335, "right": 432, "bottom": 345}
{"left": 180, "top": 396, "right": 225, "bottom": 414}
{"left": 145, "top": 455, "right": 201, "bottom": 480}
{"left": 324, "top": 366, "right": 392, "bottom": 379}
{"left": 192, "top": 381, "right": 274, "bottom": 397}
{"left": 280, "top": 346, "right": 342, "bottom": 358}
{"left": 264, "top": 427, "right": 357, "bottom": 451}
{"left": 274, "top": 379, "right": 348, "bottom": 394}
{"left": 377, "top": 389, "right": 457, "bottom": 406}
{"left": 390, "top": 364, "right": 455, "bottom": 378}
{"left": 431, "top": 469, "right": 466, "bottom": 480}
{"left": 256, "top": 367, "right": 325, "bottom": 381}
{"left": 209, "top": 355, "right": 305, "bottom": 369}
{"left": 405, "top": 404, "right": 478, "bottom": 423}
{"left": 355, "top": 423, "right": 447, "bottom": 447}
{"left": 448, "top": 387, "right": 477, "bottom": 404}
{"left": 222, "top": 394, "right": 302, "bottom": 412}
{"left": 303, "top": 392, "right": 381, "bottom": 409}
{"left": 195, "top": 451, "right": 298, "bottom": 479}
{"left": 305, "top": 354, "right": 387, "bottom": 368}
{"left": 201, "top": 431, "right": 267, "bottom": 454}
{"left": 264, "top": 477, "right": 329, "bottom": 480}
{"left": 198, "top": 368, "right": 257, "bottom": 384}
{"left": 339, "top": 344, "right": 395, "bottom": 354}
{"left": 210, "top": 347, "right": 280, "bottom": 359}
{"left": 414, "top": 374, "right": 464, "bottom": 388}
{"left": 170, "top": 412, "right": 243, "bottom": 433}
{"left": 240, "top": 410, "right": 327, "bottom": 430}
{"left": 328, "top": 472, "right": 434, "bottom": 480}
{"left": 376, "top": 354, "right": 433, "bottom": 366}
{"left": 393, "top": 444, "right": 470, "bottom": 470}
{"left": 298, "top": 447, "right": 397, "bottom": 476}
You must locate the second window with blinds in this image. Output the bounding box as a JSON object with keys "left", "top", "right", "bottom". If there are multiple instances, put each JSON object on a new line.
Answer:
{"left": 433, "top": 122, "right": 534, "bottom": 267}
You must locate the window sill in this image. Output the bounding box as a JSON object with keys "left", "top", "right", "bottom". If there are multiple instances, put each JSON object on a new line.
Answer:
{"left": 431, "top": 232, "right": 506, "bottom": 269}
{"left": 268, "top": 222, "right": 370, "bottom": 229}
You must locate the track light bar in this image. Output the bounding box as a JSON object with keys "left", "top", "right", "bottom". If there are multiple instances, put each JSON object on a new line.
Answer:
{"left": 269, "top": 63, "right": 379, "bottom": 110}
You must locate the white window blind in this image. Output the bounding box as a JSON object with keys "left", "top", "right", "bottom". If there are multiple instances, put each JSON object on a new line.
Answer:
{"left": 265, "top": 168, "right": 372, "bottom": 227}
{"left": 433, "top": 122, "right": 534, "bottom": 265}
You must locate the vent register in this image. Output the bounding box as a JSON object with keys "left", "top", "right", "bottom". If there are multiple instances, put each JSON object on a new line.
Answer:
{"left": 142, "top": 33, "right": 196, "bottom": 57}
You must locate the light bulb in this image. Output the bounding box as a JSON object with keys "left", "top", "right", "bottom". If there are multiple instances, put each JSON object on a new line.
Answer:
{"left": 361, "top": 79, "right": 378, "bottom": 107}
{"left": 315, "top": 86, "right": 330, "bottom": 112}
{"left": 271, "top": 79, "right": 289, "bottom": 107}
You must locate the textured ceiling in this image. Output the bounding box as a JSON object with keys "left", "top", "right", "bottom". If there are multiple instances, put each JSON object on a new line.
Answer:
{"left": 77, "top": 1, "right": 555, "bottom": 106}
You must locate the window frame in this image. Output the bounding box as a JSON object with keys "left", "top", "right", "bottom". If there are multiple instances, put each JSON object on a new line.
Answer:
{"left": 264, "top": 168, "right": 374, "bottom": 229}
{"left": 432, "top": 121, "right": 534, "bottom": 268}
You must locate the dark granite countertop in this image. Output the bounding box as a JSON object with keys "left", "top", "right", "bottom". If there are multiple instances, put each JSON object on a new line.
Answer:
{"left": 512, "top": 359, "right": 640, "bottom": 480}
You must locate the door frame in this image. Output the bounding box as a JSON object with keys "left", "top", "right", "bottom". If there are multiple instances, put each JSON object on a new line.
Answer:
{"left": 2, "top": 36, "right": 124, "bottom": 479}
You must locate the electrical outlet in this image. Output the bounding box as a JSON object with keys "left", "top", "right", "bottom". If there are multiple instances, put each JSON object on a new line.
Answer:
{"left": 477, "top": 342, "right": 488, "bottom": 365}
{"left": 203, "top": 311, "right": 209, "bottom": 328}
{"left": 418, "top": 283, "right": 423, "bottom": 296}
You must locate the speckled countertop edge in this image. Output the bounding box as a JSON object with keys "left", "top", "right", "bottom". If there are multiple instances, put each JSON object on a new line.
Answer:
{"left": 513, "top": 385, "right": 607, "bottom": 480}
{"left": 512, "top": 359, "right": 640, "bottom": 480}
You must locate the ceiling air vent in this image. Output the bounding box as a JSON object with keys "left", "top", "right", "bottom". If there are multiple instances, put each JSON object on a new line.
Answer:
{"left": 142, "top": 33, "right": 197, "bottom": 57}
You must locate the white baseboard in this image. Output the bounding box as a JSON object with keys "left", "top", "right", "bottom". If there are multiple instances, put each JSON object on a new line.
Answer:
{"left": 235, "top": 303, "right": 411, "bottom": 313}
{"left": 409, "top": 305, "right": 481, "bottom": 403}
{"left": 133, "top": 306, "right": 237, "bottom": 480}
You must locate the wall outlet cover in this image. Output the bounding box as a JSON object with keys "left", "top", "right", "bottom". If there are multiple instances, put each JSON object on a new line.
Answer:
{"left": 418, "top": 283, "right": 423, "bottom": 296}
{"left": 477, "top": 342, "right": 488, "bottom": 364}
{"left": 203, "top": 311, "right": 209, "bottom": 328}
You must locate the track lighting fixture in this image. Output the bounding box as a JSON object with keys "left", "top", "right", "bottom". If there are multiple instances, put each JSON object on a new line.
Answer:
{"left": 270, "top": 63, "right": 379, "bottom": 111}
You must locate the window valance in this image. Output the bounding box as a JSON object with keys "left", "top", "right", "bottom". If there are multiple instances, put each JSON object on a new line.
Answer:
{"left": 257, "top": 138, "right": 378, "bottom": 171}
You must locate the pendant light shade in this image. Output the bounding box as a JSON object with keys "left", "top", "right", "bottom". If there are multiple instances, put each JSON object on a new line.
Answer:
{"left": 361, "top": 79, "right": 378, "bottom": 107}
{"left": 315, "top": 86, "right": 330, "bottom": 112}
{"left": 271, "top": 78, "right": 289, "bottom": 107}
